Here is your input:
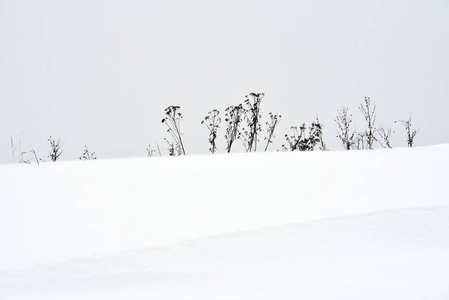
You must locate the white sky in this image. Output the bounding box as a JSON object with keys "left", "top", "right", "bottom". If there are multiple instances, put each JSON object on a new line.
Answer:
{"left": 1, "top": 0, "right": 448, "bottom": 163}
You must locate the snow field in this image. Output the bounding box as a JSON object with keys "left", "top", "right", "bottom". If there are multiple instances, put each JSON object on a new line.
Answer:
{"left": 1, "top": 145, "right": 448, "bottom": 299}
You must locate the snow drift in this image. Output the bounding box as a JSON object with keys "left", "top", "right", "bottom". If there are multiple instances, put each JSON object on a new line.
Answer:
{"left": 1, "top": 145, "right": 449, "bottom": 299}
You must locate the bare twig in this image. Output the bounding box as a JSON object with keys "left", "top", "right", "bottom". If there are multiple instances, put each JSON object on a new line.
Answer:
{"left": 201, "top": 109, "right": 221, "bottom": 154}
{"left": 376, "top": 126, "right": 393, "bottom": 149}
{"left": 395, "top": 116, "right": 419, "bottom": 147}
{"left": 162, "top": 106, "right": 186, "bottom": 155}
{"left": 30, "top": 149, "right": 40, "bottom": 165}
{"left": 282, "top": 120, "right": 323, "bottom": 151}
{"left": 358, "top": 97, "right": 377, "bottom": 150}
{"left": 335, "top": 106, "right": 355, "bottom": 150}
{"left": 242, "top": 93, "right": 264, "bottom": 152}
{"left": 224, "top": 104, "right": 244, "bottom": 153}
{"left": 80, "top": 146, "right": 97, "bottom": 160}
{"left": 264, "top": 112, "right": 281, "bottom": 151}
{"left": 48, "top": 136, "right": 63, "bottom": 162}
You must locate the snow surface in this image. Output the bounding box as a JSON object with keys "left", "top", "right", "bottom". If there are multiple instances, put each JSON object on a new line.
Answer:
{"left": 1, "top": 145, "right": 449, "bottom": 299}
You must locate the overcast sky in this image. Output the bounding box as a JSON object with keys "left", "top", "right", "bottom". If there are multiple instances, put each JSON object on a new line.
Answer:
{"left": 1, "top": 0, "right": 448, "bottom": 163}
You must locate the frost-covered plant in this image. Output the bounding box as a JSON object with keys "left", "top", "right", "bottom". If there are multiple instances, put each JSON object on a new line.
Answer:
{"left": 224, "top": 104, "right": 244, "bottom": 153}
{"left": 48, "top": 136, "right": 63, "bottom": 162}
{"left": 146, "top": 144, "right": 156, "bottom": 157}
{"left": 201, "top": 109, "right": 221, "bottom": 154}
{"left": 358, "top": 97, "right": 377, "bottom": 150}
{"left": 313, "top": 116, "right": 327, "bottom": 151}
{"left": 396, "top": 117, "right": 419, "bottom": 147}
{"left": 335, "top": 106, "right": 355, "bottom": 150}
{"left": 164, "top": 138, "right": 177, "bottom": 156}
{"left": 162, "top": 105, "right": 186, "bottom": 155}
{"left": 264, "top": 112, "right": 281, "bottom": 151}
{"left": 282, "top": 121, "right": 323, "bottom": 151}
{"left": 79, "top": 146, "right": 97, "bottom": 160}
{"left": 283, "top": 125, "right": 307, "bottom": 151}
{"left": 376, "top": 126, "right": 393, "bottom": 149}
{"left": 241, "top": 93, "right": 263, "bottom": 152}
{"left": 10, "top": 132, "right": 37, "bottom": 164}
{"left": 353, "top": 132, "right": 366, "bottom": 150}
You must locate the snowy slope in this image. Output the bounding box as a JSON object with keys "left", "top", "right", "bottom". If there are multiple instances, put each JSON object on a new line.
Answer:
{"left": 1, "top": 207, "right": 449, "bottom": 300}
{"left": 1, "top": 145, "right": 449, "bottom": 299}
